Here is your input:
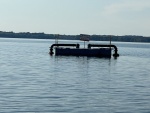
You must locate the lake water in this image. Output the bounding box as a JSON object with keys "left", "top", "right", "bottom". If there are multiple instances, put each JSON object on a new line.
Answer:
{"left": 0, "top": 38, "right": 150, "bottom": 113}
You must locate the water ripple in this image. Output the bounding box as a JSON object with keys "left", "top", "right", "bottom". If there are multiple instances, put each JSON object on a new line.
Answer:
{"left": 0, "top": 38, "right": 150, "bottom": 113}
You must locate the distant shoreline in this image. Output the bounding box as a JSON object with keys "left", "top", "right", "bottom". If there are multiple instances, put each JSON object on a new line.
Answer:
{"left": 0, "top": 31, "right": 150, "bottom": 43}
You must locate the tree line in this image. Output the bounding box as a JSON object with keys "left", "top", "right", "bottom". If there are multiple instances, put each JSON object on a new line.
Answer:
{"left": 0, "top": 31, "right": 150, "bottom": 43}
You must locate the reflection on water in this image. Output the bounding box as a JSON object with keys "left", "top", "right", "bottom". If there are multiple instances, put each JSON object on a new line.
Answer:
{"left": 0, "top": 38, "right": 150, "bottom": 113}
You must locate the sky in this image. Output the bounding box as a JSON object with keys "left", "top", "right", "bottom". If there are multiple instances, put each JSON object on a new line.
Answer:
{"left": 0, "top": 0, "right": 150, "bottom": 36}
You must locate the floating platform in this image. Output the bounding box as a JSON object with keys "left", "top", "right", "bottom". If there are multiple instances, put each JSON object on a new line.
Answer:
{"left": 55, "top": 48, "right": 111, "bottom": 57}
{"left": 49, "top": 44, "right": 119, "bottom": 58}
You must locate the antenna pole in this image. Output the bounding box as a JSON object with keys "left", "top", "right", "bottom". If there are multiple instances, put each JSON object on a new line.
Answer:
{"left": 110, "top": 35, "right": 111, "bottom": 46}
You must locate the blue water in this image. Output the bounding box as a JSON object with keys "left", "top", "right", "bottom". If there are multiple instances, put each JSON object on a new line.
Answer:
{"left": 0, "top": 38, "right": 150, "bottom": 113}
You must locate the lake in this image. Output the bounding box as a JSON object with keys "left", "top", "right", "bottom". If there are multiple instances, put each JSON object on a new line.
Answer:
{"left": 0, "top": 38, "right": 150, "bottom": 113}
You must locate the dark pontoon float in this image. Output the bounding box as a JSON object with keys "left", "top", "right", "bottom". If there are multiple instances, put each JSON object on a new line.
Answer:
{"left": 49, "top": 34, "right": 119, "bottom": 58}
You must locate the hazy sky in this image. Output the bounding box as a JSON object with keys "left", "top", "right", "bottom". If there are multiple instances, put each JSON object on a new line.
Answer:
{"left": 0, "top": 0, "right": 150, "bottom": 36}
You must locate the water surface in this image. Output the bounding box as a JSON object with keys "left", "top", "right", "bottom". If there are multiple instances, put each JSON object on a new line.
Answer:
{"left": 0, "top": 38, "right": 150, "bottom": 113}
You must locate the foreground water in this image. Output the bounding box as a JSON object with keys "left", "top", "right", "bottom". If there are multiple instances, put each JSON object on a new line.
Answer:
{"left": 0, "top": 38, "right": 150, "bottom": 113}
